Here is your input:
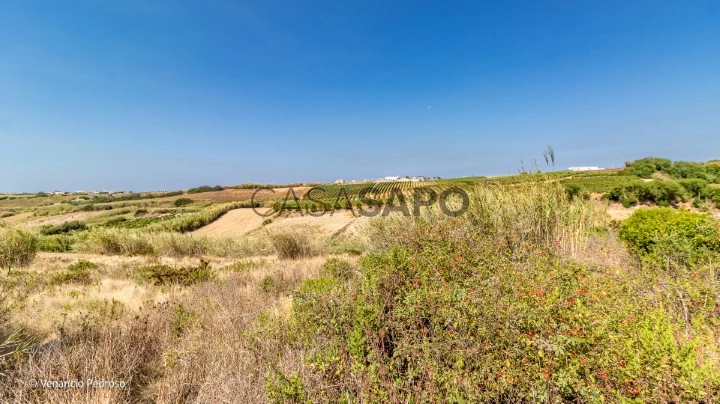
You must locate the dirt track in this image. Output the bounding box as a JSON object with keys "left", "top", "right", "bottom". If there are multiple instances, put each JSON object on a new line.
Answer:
{"left": 261, "top": 210, "right": 365, "bottom": 237}
{"left": 191, "top": 208, "right": 272, "bottom": 237}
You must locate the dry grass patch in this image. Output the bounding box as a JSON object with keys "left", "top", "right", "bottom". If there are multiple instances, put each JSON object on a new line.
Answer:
{"left": 0, "top": 254, "right": 333, "bottom": 402}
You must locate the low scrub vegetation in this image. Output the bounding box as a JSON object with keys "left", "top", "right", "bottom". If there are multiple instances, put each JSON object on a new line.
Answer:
{"left": 267, "top": 228, "right": 321, "bottom": 260}
{"left": 173, "top": 198, "right": 193, "bottom": 207}
{"left": 51, "top": 260, "right": 98, "bottom": 285}
{"left": 607, "top": 180, "right": 685, "bottom": 207}
{"left": 620, "top": 208, "right": 720, "bottom": 274}
{"left": 37, "top": 234, "right": 76, "bottom": 252}
{"left": 77, "top": 227, "right": 272, "bottom": 257}
{"left": 0, "top": 226, "right": 38, "bottom": 270}
{"left": 1, "top": 167, "right": 719, "bottom": 402}
{"left": 38, "top": 220, "right": 87, "bottom": 235}
{"left": 623, "top": 157, "right": 720, "bottom": 182}
{"left": 135, "top": 260, "right": 213, "bottom": 286}
{"left": 279, "top": 200, "right": 720, "bottom": 401}
{"left": 187, "top": 185, "right": 224, "bottom": 194}
{"left": 149, "top": 202, "right": 252, "bottom": 233}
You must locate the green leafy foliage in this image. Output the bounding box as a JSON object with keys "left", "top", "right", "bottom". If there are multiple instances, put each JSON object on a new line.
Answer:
{"left": 563, "top": 183, "right": 589, "bottom": 200}
{"left": 39, "top": 220, "right": 87, "bottom": 236}
{"left": 678, "top": 179, "right": 709, "bottom": 198}
{"left": 174, "top": 198, "right": 194, "bottom": 207}
{"left": 171, "top": 303, "right": 196, "bottom": 337}
{"left": 622, "top": 157, "right": 720, "bottom": 183}
{"left": 37, "top": 234, "right": 75, "bottom": 252}
{"left": 619, "top": 208, "right": 720, "bottom": 255}
{"left": 288, "top": 215, "right": 720, "bottom": 402}
{"left": 560, "top": 175, "right": 641, "bottom": 194}
{"left": 265, "top": 371, "right": 308, "bottom": 403}
{"left": 187, "top": 185, "right": 224, "bottom": 194}
{"left": 608, "top": 181, "right": 685, "bottom": 207}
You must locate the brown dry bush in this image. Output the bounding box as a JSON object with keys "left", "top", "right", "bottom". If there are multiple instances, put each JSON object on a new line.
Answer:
{"left": 146, "top": 258, "right": 324, "bottom": 403}
{"left": 267, "top": 228, "right": 321, "bottom": 260}
{"left": 0, "top": 306, "right": 171, "bottom": 403}
{"left": 0, "top": 257, "right": 326, "bottom": 402}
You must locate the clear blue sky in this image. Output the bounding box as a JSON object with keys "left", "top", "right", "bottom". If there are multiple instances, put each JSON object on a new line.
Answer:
{"left": 1, "top": 1, "right": 719, "bottom": 192}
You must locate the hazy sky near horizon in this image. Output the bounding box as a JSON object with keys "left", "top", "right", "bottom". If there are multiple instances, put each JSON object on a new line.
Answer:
{"left": 1, "top": 1, "right": 719, "bottom": 192}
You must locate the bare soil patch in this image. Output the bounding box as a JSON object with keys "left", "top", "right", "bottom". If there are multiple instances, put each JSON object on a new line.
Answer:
{"left": 191, "top": 208, "right": 271, "bottom": 238}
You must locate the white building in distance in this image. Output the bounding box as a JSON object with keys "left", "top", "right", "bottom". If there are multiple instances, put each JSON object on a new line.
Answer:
{"left": 568, "top": 167, "right": 602, "bottom": 171}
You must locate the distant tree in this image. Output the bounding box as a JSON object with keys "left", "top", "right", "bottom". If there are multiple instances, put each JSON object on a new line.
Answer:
{"left": 624, "top": 162, "right": 656, "bottom": 179}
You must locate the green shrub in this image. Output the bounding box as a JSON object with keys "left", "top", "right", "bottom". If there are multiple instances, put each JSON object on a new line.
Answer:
{"left": 51, "top": 260, "right": 97, "bottom": 285}
{"left": 666, "top": 161, "right": 710, "bottom": 180}
{"left": 37, "top": 234, "right": 75, "bottom": 252}
{"left": 712, "top": 191, "right": 720, "bottom": 209}
{"left": 289, "top": 214, "right": 720, "bottom": 402}
{"left": 171, "top": 303, "right": 196, "bottom": 337}
{"left": 625, "top": 162, "right": 656, "bottom": 178}
{"left": 39, "top": 220, "right": 87, "bottom": 236}
{"left": 563, "top": 183, "right": 589, "bottom": 200}
{"left": 327, "top": 238, "right": 365, "bottom": 255}
{"left": 135, "top": 260, "right": 213, "bottom": 286}
{"left": 259, "top": 276, "right": 276, "bottom": 293}
{"left": 221, "top": 260, "right": 262, "bottom": 272}
{"left": 187, "top": 185, "right": 224, "bottom": 194}
{"left": 0, "top": 227, "right": 38, "bottom": 270}
{"left": 174, "top": 198, "right": 194, "bottom": 207}
{"left": 608, "top": 181, "right": 685, "bottom": 207}
{"left": 103, "top": 217, "right": 128, "bottom": 227}
{"left": 105, "top": 215, "right": 175, "bottom": 229}
{"left": 678, "top": 178, "right": 708, "bottom": 196}
{"left": 619, "top": 208, "right": 720, "bottom": 255}
{"left": 625, "top": 157, "right": 672, "bottom": 171}
{"left": 265, "top": 371, "right": 308, "bottom": 403}
{"left": 319, "top": 258, "right": 354, "bottom": 280}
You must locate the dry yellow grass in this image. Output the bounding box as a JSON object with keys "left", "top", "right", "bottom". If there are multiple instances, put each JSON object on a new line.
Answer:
{"left": 0, "top": 212, "right": 34, "bottom": 225}
{"left": 605, "top": 203, "right": 639, "bottom": 221}
{"left": 21, "top": 211, "right": 108, "bottom": 229}
{"left": 0, "top": 247, "right": 341, "bottom": 403}
{"left": 260, "top": 209, "right": 367, "bottom": 238}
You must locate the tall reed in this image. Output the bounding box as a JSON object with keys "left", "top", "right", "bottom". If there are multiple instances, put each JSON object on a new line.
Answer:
{"left": 467, "top": 182, "right": 605, "bottom": 257}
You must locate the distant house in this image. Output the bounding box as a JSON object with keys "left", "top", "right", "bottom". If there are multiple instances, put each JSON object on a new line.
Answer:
{"left": 384, "top": 176, "right": 400, "bottom": 181}
{"left": 334, "top": 179, "right": 346, "bottom": 184}
{"left": 568, "top": 167, "right": 602, "bottom": 172}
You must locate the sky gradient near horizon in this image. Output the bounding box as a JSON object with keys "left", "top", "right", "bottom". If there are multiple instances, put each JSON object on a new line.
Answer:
{"left": 1, "top": 1, "right": 719, "bottom": 192}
